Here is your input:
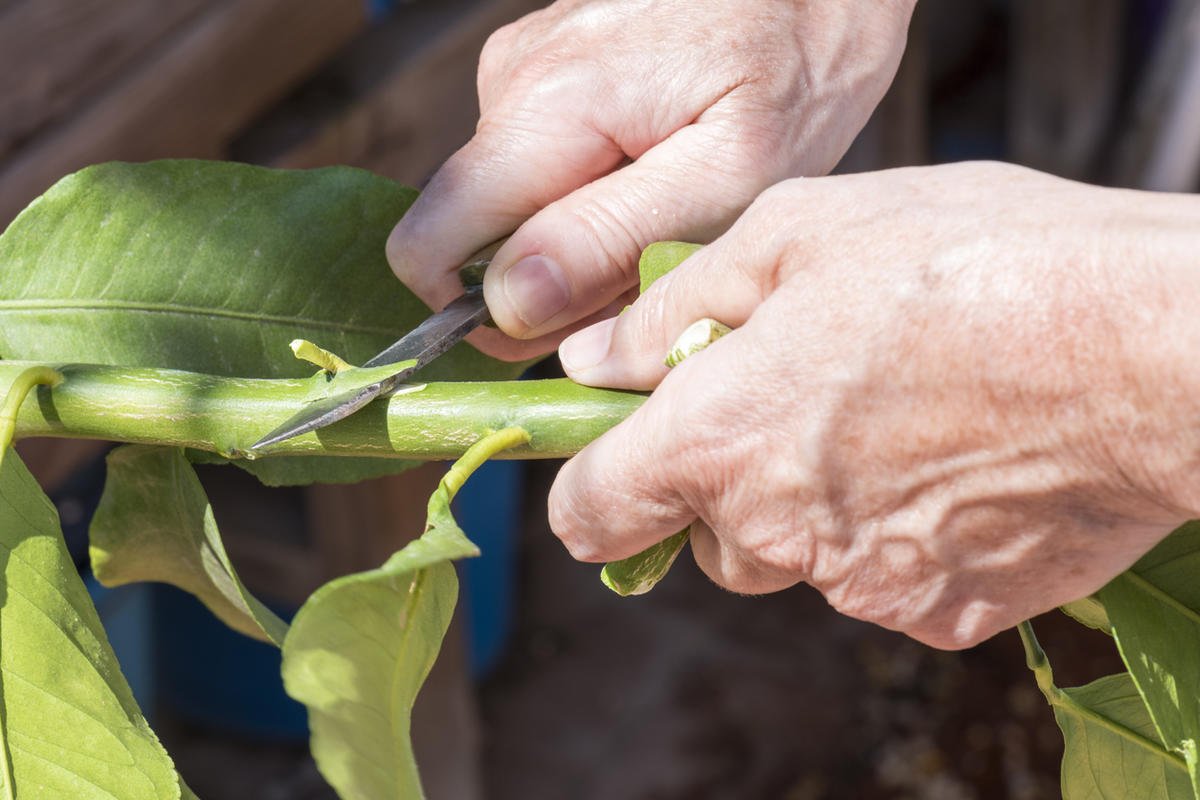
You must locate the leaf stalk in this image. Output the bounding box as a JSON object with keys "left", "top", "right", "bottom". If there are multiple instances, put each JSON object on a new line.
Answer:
{"left": 1018, "top": 621, "right": 1188, "bottom": 773}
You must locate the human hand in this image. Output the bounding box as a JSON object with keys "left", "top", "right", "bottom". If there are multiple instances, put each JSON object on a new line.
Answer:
{"left": 388, "top": 0, "right": 915, "bottom": 361}
{"left": 549, "top": 161, "right": 1200, "bottom": 649}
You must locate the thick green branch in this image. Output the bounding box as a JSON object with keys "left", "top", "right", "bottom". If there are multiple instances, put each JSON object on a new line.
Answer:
{"left": 0, "top": 361, "right": 644, "bottom": 461}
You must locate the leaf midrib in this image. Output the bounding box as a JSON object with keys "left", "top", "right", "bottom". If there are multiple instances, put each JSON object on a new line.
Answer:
{"left": 0, "top": 299, "right": 402, "bottom": 336}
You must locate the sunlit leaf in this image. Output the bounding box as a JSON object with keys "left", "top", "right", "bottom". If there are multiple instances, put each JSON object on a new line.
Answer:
{"left": 1055, "top": 672, "right": 1192, "bottom": 798}
{"left": 0, "top": 447, "right": 182, "bottom": 798}
{"left": 1099, "top": 521, "right": 1200, "bottom": 794}
{"left": 282, "top": 428, "right": 526, "bottom": 799}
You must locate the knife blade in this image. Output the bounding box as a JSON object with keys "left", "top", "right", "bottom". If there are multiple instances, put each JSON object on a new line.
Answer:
{"left": 249, "top": 285, "right": 490, "bottom": 450}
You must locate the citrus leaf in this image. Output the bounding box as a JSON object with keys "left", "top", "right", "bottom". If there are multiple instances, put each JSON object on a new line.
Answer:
{"left": 1098, "top": 521, "right": 1200, "bottom": 794}
{"left": 0, "top": 160, "right": 531, "bottom": 486}
{"left": 282, "top": 428, "right": 527, "bottom": 800}
{"left": 0, "top": 447, "right": 182, "bottom": 798}
{"left": 1055, "top": 672, "right": 1193, "bottom": 798}
{"left": 90, "top": 445, "right": 288, "bottom": 646}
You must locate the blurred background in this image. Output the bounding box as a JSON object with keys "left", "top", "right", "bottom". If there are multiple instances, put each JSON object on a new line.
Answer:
{"left": 6, "top": 0, "right": 1200, "bottom": 797}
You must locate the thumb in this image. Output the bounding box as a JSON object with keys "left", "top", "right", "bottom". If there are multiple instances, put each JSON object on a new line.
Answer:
{"left": 482, "top": 118, "right": 780, "bottom": 341}
{"left": 387, "top": 115, "right": 626, "bottom": 356}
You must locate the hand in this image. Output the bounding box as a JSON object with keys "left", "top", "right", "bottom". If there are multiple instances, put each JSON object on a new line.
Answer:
{"left": 549, "top": 161, "right": 1200, "bottom": 649}
{"left": 387, "top": 0, "right": 915, "bottom": 361}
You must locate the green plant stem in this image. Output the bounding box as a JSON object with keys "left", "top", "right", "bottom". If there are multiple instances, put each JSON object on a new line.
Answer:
{"left": 441, "top": 427, "right": 532, "bottom": 499}
{"left": 0, "top": 366, "right": 63, "bottom": 466}
{"left": 0, "top": 361, "right": 643, "bottom": 461}
{"left": 1018, "top": 620, "right": 1188, "bottom": 772}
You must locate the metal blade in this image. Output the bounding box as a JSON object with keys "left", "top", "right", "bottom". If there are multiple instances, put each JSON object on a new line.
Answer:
{"left": 249, "top": 287, "right": 490, "bottom": 450}
{"left": 361, "top": 285, "right": 489, "bottom": 368}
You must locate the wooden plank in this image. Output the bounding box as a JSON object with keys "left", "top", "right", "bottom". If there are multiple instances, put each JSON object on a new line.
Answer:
{"left": 1008, "top": 0, "right": 1124, "bottom": 179}
{"left": 243, "top": 0, "right": 547, "bottom": 184}
{"left": 0, "top": 0, "right": 367, "bottom": 228}
{"left": 0, "top": 0, "right": 209, "bottom": 162}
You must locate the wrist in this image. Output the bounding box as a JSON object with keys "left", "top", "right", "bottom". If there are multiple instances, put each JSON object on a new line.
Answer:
{"left": 1100, "top": 187, "right": 1200, "bottom": 518}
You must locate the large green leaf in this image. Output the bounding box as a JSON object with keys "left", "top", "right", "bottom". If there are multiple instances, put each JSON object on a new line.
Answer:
{"left": 0, "top": 447, "right": 183, "bottom": 798}
{"left": 1056, "top": 673, "right": 1193, "bottom": 798}
{"left": 1099, "top": 521, "right": 1200, "bottom": 793}
{"left": 281, "top": 428, "right": 525, "bottom": 800}
{"left": 0, "top": 160, "right": 531, "bottom": 485}
{"left": 89, "top": 445, "right": 288, "bottom": 646}
{"left": 0, "top": 160, "right": 518, "bottom": 383}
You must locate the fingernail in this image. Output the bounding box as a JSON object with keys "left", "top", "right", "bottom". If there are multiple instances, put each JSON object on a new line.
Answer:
{"left": 502, "top": 255, "right": 570, "bottom": 329}
{"left": 559, "top": 319, "right": 615, "bottom": 374}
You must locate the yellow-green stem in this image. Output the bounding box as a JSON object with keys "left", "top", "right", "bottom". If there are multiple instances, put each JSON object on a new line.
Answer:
{"left": 0, "top": 366, "right": 63, "bottom": 469}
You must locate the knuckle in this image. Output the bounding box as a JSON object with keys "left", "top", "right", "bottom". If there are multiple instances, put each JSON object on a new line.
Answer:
{"left": 385, "top": 225, "right": 416, "bottom": 282}
{"left": 557, "top": 198, "right": 648, "bottom": 292}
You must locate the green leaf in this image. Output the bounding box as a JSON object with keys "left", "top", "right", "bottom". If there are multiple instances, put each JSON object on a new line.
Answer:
{"left": 1061, "top": 594, "right": 1112, "bottom": 634}
{"left": 0, "top": 160, "right": 532, "bottom": 485}
{"left": 1098, "top": 521, "right": 1200, "bottom": 793}
{"left": 90, "top": 445, "right": 288, "bottom": 646}
{"left": 0, "top": 160, "right": 520, "bottom": 382}
{"left": 282, "top": 428, "right": 527, "bottom": 800}
{"left": 1056, "top": 673, "right": 1193, "bottom": 798}
{"left": 638, "top": 241, "right": 702, "bottom": 292}
{"left": 601, "top": 529, "right": 690, "bottom": 596}
{"left": 0, "top": 447, "right": 182, "bottom": 798}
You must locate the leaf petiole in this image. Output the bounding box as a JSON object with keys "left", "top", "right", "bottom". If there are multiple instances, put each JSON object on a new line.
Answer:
{"left": 1018, "top": 620, "right": 1188, "bottom": 773}
{"left": 0, "top": 366, "right": 62, "bottom": 465}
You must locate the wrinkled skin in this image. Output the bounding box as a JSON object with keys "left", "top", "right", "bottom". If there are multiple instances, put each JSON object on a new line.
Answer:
{"left": 550, "top": 163, "right": 1200, "bottom": 649}
{"left": 388, "top": 0, "right": 915, "bottom": 360}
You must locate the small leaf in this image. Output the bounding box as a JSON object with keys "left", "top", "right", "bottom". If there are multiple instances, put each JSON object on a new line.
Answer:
{"left": 1055, "top": 673, "right": 1193, "bottom": 798}
{"left": 282, "top": 428, "right": 528, "bottom": 800}
{"left": 1098, "top": 520, "right": 1200, "bottom": 794}
{"left": 1061, "top": 594, "right": 1112, "bottom": 634}
{"left": 90, "top": 445, "right": 288, "bottom": 646}
{"left": 0, "top": 448, "right": 182, "bottom": 798}
{"left": 601, "top": 529, "right": 690, "bottom": 596}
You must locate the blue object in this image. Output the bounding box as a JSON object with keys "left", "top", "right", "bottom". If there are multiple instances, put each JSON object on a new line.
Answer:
{"left": 86, "top": 574, "right": 155, "bottom": 715}
{"left": 455, "top": 458, "right": 525, "bottom": 678}
{"left": 152, "top": 584, "right": 308, "bottom": 741}
{"left": 365, "top": 0, "right": 404, "bottom": 22}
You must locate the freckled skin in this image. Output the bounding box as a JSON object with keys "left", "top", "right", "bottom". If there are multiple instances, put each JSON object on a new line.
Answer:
{"left": 551, "top": 162, "right": 1200, "bottom": 650}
